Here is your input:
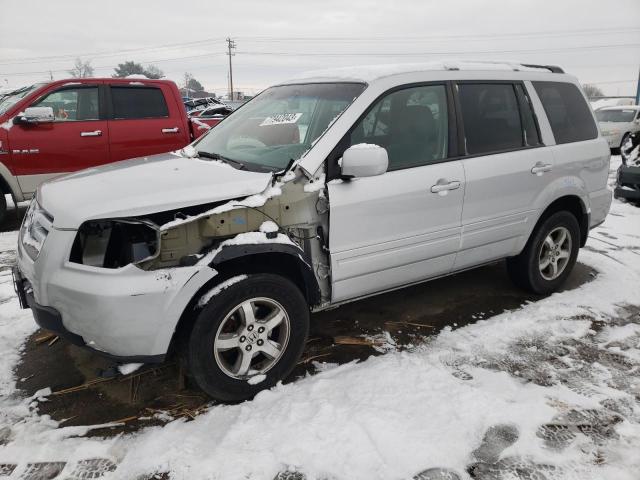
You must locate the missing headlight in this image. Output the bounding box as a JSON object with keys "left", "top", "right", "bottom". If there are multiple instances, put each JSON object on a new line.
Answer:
{"left": 70, "top": 219, "right": 159, "bottom": 268}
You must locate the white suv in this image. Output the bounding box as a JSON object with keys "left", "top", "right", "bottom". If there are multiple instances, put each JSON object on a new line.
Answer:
{"left": 14, "top": 62, "right": 611, "bottom": 401}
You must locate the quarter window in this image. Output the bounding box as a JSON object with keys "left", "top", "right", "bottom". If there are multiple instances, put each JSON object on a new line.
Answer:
{"left": 111, "top": 87, "right": 169, "bottom": 119}
{"left": 350, "top": 84, "right": 449, "bottom": 170}
{"left": 457, "top": 83, "right": 523, "bottom": 155}
{"left": 533, "top": 81, "right": 597, "bottom": 144}
{"left": 32, "top": 87, "right": 99, "bottom": 121}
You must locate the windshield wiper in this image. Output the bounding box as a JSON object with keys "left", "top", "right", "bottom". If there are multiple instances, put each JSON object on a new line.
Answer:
{"left": 197, "top": 151, "right": 246, "bottom": 170}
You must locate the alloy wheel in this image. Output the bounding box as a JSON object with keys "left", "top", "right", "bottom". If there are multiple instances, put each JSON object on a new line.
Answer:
{"left": 213, "top": 297, "right": 291, "bottom": 379}
{"left": 538, "top": 226, "right": 572, "bottom": 281}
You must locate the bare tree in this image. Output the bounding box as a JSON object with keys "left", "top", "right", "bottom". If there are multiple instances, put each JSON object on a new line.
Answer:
{"left": 68, "top": 58, "right": 94, "bottom": 78}
{"left": 583, "top": 84, "right": 605, "bottom": 99}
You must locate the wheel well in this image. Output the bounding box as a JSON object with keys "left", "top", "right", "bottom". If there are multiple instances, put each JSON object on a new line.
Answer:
{"left": 537, "top": 195, "right": 589, "bottom": 247}
{"left": 166, "top": 252, "right": 319, "bottom": 359}
{"left": 0, "top": 174, "right": 13, "bottom": 197}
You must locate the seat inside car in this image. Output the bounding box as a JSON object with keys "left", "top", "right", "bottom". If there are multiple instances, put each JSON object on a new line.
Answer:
{"left": 388, "top": 102, "right": 437, "bottom": 169}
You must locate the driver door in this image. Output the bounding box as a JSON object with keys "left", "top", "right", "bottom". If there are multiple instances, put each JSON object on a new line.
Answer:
{"left": 328, "top": 84, "right": 465, "bottom": 303}
{"left": 8, "top": 83, "right": 109, "bottom": 196}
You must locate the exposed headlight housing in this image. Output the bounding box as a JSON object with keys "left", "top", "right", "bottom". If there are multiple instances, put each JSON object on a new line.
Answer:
{"left": 20, "top": 200, "right": 52, "bottom": 261}
{"left": 70, "top": 219, "right": 160, "bottom": 269}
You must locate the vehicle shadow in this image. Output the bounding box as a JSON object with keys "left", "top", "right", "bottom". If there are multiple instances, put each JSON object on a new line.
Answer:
{"left": 15, "top": 258, "right": 595, "bottom": 435}
{"left": 1, "top": 196, "right": 28, "bottom": 233}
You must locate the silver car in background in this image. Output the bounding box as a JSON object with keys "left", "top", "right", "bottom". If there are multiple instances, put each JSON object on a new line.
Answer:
{"left": 596, "top": 105, "right": 640, "bottom": 151}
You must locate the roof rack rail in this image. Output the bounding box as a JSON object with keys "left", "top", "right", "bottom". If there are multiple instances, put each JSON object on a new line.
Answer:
{"left": 521, "top": 64, "right": 564, "bottom": 74}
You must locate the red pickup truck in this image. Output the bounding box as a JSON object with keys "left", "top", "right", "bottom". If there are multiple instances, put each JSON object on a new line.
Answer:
{"left": 0, "top": 78, "right": 222, "bottom": 222}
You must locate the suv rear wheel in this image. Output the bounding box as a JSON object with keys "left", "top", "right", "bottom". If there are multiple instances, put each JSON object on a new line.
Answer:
{"left": 186, "top": 273, "right": 309, "bottom": 402}
{"left": 507, "top": 211, "right": 580, "bottom": 295}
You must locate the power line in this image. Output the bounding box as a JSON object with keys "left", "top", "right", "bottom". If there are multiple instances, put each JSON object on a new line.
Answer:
{"left": 1, "top": 52, "right": 227, "bottom": 77}
{"left": 238, "top": 27, "right": 640, "bottom": 42}
{"left": 234, "top": 43, "right": 640, "bottom": 57}
{"left": 2, "top": 27, "right": 638, "bottom": 66}
{"left": 0, "top": 38, "right": 227, "bottom": 66}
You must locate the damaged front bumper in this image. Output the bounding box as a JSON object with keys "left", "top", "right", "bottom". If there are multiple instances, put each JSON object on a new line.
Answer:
{"left": 16, "top": 227, "right": 218, "bottom": 361}
{"left": 614, "top": 164, "right": 640, "bottom": 201}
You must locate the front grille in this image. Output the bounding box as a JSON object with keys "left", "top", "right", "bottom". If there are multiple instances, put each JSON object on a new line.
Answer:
{"left": 20, "top": 200, "right": 52, "bottom": 261}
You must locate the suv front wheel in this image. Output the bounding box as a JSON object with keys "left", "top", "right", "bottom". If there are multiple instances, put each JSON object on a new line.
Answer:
{"left": 507, "top": 211, "right": 580, "bottom": 295}
{"left": 186, "top": 273, "right": 309, "bottom": 402}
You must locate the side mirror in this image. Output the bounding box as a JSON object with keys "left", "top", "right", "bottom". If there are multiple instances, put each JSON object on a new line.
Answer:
{"left": 13, "top": 106, "right": 55, "bottom": 125}
{"left": 341, "top": 144, "right": 388, "bottom": 178}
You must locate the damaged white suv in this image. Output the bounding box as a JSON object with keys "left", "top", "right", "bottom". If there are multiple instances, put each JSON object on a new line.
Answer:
{"left": 14, "top": 62, "right": 611, "bottom": 401}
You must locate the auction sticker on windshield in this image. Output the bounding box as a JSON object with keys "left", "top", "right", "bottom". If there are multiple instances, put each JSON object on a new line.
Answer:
{"left": 260, "top": 113, "right": 303, "bottom": 126}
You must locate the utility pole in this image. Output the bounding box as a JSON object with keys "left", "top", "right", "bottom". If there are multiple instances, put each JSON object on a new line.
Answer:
{"left": 226, "top": 37, "right": 236, "bottom": 100}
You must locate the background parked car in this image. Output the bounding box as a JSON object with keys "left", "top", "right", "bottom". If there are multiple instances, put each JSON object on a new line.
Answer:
{"left": 595, "top": 105, "right": 640, "bottom": 152}
{"left": 188, "top": 104, "right": 234, "bottom": 118}
{"left": 0, "top": 78, "right": 221, "bottom": 223}
{"left": 615, "top": 131, "right": 640, "bottom": 205}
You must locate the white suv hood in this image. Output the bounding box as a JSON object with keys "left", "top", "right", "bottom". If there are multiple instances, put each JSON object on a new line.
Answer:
{"left": 39, "top": 153, "right": 273, "bottom": 229}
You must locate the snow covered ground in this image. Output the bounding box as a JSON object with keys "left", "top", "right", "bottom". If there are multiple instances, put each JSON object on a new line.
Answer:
{"left": 0, "top": 158, "right": 638, "bottom": 480}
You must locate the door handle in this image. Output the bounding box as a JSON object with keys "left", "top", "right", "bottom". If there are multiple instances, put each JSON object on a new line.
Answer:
{"left": 162, "top": 127, "right": 179, "bottom": 133}
{"left": 80, "top": 130, "right": 102, "bottom": 137}
{"left": 531, "top": 163, "right": 552, "bottom": 175}
{"left": 430, "top": 179, "right": 461, "bottom": 195}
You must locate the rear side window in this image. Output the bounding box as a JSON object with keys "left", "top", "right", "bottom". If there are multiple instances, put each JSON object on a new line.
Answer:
{"left": 110, "top": 86, "right": 169, "bottom": 120}
{"left": 533, "top": 81, "right": 597, "bottom": 144}
{"left": 457, "top": 83, "right": 523, "bottom": 155}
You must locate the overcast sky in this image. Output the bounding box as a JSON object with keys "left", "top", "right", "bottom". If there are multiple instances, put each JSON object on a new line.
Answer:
{"left": 1, "top": 0, "right": 639, "bottom": 97}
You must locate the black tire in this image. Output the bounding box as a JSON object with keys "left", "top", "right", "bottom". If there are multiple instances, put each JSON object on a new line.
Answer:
{"left": 507, "top": 211, "right": 580, "bottom": 295}
{"left": 620, "top": 133, "right": 631, "bottom": 161}
{"left": 186, "top": 273, "right": 309, "bottom": 402}
{"left": 0, "top": 193, "right": 6, "bottom": 225}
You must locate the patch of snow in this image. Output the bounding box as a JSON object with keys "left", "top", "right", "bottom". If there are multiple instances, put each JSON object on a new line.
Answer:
{"left": 195, "top": 230, "right": 296, "bottom": 267}
{"left": 364, "top": 331, "right": 398, "bottom": 353}
{"left": 247, "top": 374, "right": 267, "bottom": 385}
{"left": 350, "top": 143, "right": 381, "bottom": 150}
{"left": 180, "top": 145, "right": 197, "bottom": 158}
{"left": 128, "top": 81, "right": 145, "bottom": 86}
{"left": 280, "top": 170, "right": 297, "bottom": 182}
{"left": 0, "top": 119, "right": 13, "bottom": 131}
{"left": 125, "top": 74, "right": 148, "bottom": 79}
{"left": 303, "top": 173, "right": 326, "bottom": 193}
{"left": 118, "top": 363, "right": 143, "bottom": 376}
{"left": 191, "top": 118, "right": 212, "bottom": 131}
{"left": 197, "top": 275, "right": 248, "bottom": 307}
{"left": 259, "top": 221, "right": 279, "bottom": 233}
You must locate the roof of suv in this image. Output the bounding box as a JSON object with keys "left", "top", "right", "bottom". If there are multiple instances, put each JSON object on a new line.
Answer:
{"left": 282, "top": 61, "right": 567, "bottom": 84}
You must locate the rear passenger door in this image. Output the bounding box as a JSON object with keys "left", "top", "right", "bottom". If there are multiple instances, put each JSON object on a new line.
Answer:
{"left": 328, "top": 84, "right": 466, "bottom": 303}
{"left": 454, "top": 81, "right": 555, "bottom": 270}
{"left": 107, "top": 84, "right": 189, "bottom": 161}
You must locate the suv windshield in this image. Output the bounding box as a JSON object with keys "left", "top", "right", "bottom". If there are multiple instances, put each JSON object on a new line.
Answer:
{"left": 0, "top": 83, "right": 46, "bottom": 116}
{"left": 596, "top": 109, "right": 637, "bottom": 123}
{"left": 192, "top": 82, "right": 366, "bottom": 171}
